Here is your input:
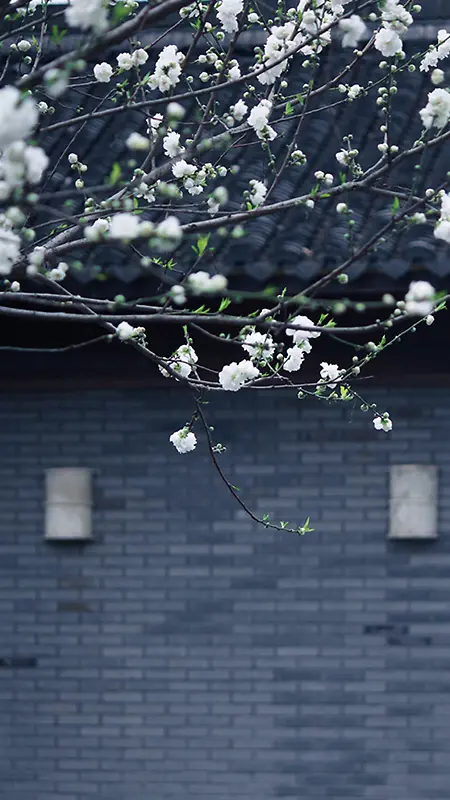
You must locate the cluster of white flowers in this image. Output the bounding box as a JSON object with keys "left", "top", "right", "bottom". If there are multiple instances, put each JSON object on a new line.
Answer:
{"left": 258, "top": 23, "right": 303, "bottom": 86}
{"left": 172, "top": 159, "right": 205, "bottom": 196}
{"left": 339, "top": 15, "right": 367, "bottom": 49}
{"left": 419, "top": 88, "right": 450, "bottom": 130}
{"left": 0, "top": 224, "right": 20, "bottom": 275}
{"left": 404, "top": 281, "right": 435, "bottom": 317}
{"left": 248, "top": 180, "right": 267, "bottom": 207}
{"left": 148, "top": 45, "right": 183, "bottom": 93}
{"left": 187, "top": 271, "right": 228, "bottom": 294}
{"left": 217, "top": 0, "right": 243, "bottom": 33}
{"left": 47, "top": 261, "right": 69, "bottom": 282}
{"left": 117, "top": 49, "right": 148, "bottom": 71}
{"left": 248, "top": 100, "right": 277, "bottom": 141}
{"left": 0, "top": 87, "right": 38, "bottom": 149}
{"left": 66, "top": 0, "right": 108, "bottom": 32}
{"left": 170, "top": 427, "right": 197, "bottom": 454}
{"left": 281, "top": 315, "right": 321, "bottom": 373}
{"left": 0, "top": 141, "right": 48, "bottom": 199}
{"left": 219, "top": 359, "right": 260, "bottom": 391}
{"left": 160, "top": 343, "right": 198, "bottom": 380}
{"left": 241, "top": 331, "right": 275, "bottom": 362}
{"left": 84, "top": 213, "right": 182, "bottom": 251}
{"left": 374, "top": 0, "right": 413, "bottom": 58}
{"left": 347, "top": 84, "right": 362, "bottom": 101}
{"left": 434, "top": 192, "right": 450, "bottom": 244}
{"left": 420, "top": 30, "right": 450, "bottom": 73}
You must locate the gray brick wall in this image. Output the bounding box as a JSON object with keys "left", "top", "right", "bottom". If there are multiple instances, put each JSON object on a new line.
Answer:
{"left": 1, "top": 387, "right": 450, "bottom": 799}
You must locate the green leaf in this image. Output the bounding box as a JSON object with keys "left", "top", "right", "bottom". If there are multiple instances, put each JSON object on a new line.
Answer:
{"left": 50, "top": 25, "right": 67, "bottom": 45}
{"left": 107, "top": 162, "right": 122, "bottom": 186}
{"left": 112, "top": 1, "right": 132, "bottom": 22}
{"left": 285, "top": 101, "right": 294, "bottom": 116}
{"left": 218, "top": 297, "right": 231, "bottom": 312}
{"left": 391, "top": 196, "right": 400, "bottom": 214}
{"left": 197, "top": 233, "right": 210, "bottom": 256}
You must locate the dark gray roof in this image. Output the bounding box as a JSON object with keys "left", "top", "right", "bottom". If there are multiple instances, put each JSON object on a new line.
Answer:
{"left": 31, "top": 15, "right": 450, "bottom": 289}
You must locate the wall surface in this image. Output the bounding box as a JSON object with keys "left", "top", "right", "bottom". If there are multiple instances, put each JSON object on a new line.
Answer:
{"left": 1, "top": 387, "right": 450, "bottom": 800}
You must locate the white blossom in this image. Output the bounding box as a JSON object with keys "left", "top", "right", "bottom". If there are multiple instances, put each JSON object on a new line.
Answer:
{"left": 0, "top": 86, "right": 38, "bottom": 149}
{"left": 170, "top": 285, "right": 186, "bottom": 306}
{"left": 347, "top": 84, "right": 362, "bottom": 101}
{"left": 170, "top": 427, "right": 197, "bottom": 453}
{"left": 0, "top": 142, "right": 48, "bottom": 191}
{"left": 93, "top": 62, "right": 113, "bottom": 82}
{"left": 404, "top": 281, "right": 435, "bottom": 316}
{"left": 374, "top": 26, "right": 403, "bottom": 58}
{"left": 155, "top": 216, "right": 183, "bottom": 250}
{"left": 217, "top": 0, "right": 243, "bottom": 33}
{"left": 434, "top": 219, "right": 450, "bottom": 243}
{"left": 249, "top": 179, "right": 267, "bottom": 207}
{"left": 48, "top": 262, "right": 68, "bottom": 281}
{"left": 148, "top": 113, "right": 164, "bottom": 133}
{"left": 283, "top": 345, "right": 306, "bottom": 373}
{"left": 319, "top": 362, "right": 343, "bottom": 388}
{"left": 228, "top": 64, "right": 241, "bottom": 81}
{"left": 116, "top": 321, "right": 139, "bottom": 341}
{"left": 0, "top": 225, "right": 20, "bottom": 275}
{"left": 420, "top": 88, "right": 450, "bottom": 129}
{"left": 167, "top": 102, "right": 185, "bottom": 120}
{"left": 132, "top": 49, "right": 148, "bottom": 66}
{"left": 231, "top": 99, "right": 248, "bottom": 121}
{"left": 335, "top": 149, "right": 351, "bottom": 166}
{"left": 160, "top": 343, "right": 198, "bottom": 379}
{"left": 109, "top": 213, "right": 141, "bottom": 241}
{"left": 85, "top": 217, "right": 110, "bottom": 241}
{"left": 17, "top": 40, "right": 31, "bottom": 52}
{"left": 219, "top": 360, "right": 260, "bottom": 391}
{"left": 339, "top": 15, "right": 367, "bottom": 48}
{"left": 126, "top": 132, "right": 150, "bottom": 151}
{"left": 208, "top": 274, "right": 228, "bottom": 292}
{"left": 10, "top": 281, "right": 20, "bottom": 292}
{"left": 286, "top": 315, "right": 320, "bottom": 343}
{"left": 28, "top": 246, "right": 46, "bottom": 268}
{"left": 117, "top": 52, "right": 134, "bottom": 70}
{"left": 172, "top": 159, "right": 197, "bottom": 179}
{"left": 23, "top": 145, "right": 49, "bottom": 184}
{"left": 66, "top": 0, "right": 108, "bottom": 32}
{"left": 373, "top": 414, "right": 392, "bottom": 432}
{"left": 187, "top": 271, "right": 227, "bottom": 294}
{"left": 241, "top": 331, "right": 275, "bottom": 362}
{"left": 248, "top": 99, "right": 277, "bottom": 141}
{"left": 432, "top": 69, "right": 445, "bottom": 85}
{"left": 163, "top": 131, "right": 184, "bottom": 158}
